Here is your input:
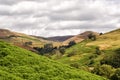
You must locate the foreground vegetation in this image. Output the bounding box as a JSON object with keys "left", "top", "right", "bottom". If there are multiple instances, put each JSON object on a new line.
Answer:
{"left": 0, "top": 41, "right": 107, "bottom": 80}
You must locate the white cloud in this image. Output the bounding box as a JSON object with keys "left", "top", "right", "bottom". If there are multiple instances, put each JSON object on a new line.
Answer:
{"left": 0, "top": 0, "right": 120, "bottom": 37}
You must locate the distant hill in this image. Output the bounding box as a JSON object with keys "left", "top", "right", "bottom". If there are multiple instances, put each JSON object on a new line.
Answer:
{"left": 0, "top": 41, "right": 107, "bottom": 80}
{"left": 0, "top": 29, "right": 15, "bottom": 38}
{"left": 63, "top": 31, "right": 99, "bottom": 45}
{"left": 0, "top": 29, "right": 61, "bottom": 51}
{"left": 48, "top": 35, "right": 73, "bottom": 42}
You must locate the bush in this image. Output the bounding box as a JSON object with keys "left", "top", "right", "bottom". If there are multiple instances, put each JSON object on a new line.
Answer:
{"left": 92, "top": 64, "right": 115, "bottom": 79}
{"left": 70, "top": 63, "right": 80, "bottom": 68}
{"left": 115, "top": 48, "right": 120, "bottom": 54}
{"left": 59, "top": 47, "right": 65, "bottom": 55}
{"left": 111, "top": 68, "right": 120, "bottom": 80}
{"left": 95, "top": 47, "right": 101, "bottom": 55}
{"left": 0, "top": 51, "right": 8, "bottom": 58}
{"left": 101, "top": 49, "right": 120, "bottom": 68}
{"left": 24, "top": 41, "right": 32, "bottom": 46}
{"left": 67, "top": 51, "right": 76, "bottom": 57}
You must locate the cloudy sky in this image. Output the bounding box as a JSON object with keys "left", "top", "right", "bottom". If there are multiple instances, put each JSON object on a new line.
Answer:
{"left": 0, "top": 0, "right": 120, "bottom": 37}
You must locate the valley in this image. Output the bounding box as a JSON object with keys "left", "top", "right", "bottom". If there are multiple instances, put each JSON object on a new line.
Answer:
{"left": 0, "top": 28, "right": 120, "bottom": 80}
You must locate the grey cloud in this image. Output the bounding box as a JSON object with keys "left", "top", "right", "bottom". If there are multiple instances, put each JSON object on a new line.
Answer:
{"left": 0, "top": 0, "right": 48, "bottom": 5}
{"left": 0, "top": 0, "right": 120, "bottom": 37}
{"left": 0, "top": 5, "right": 11, "bottom": 15}
{"left": 49, "top": 10, "right": 102, "bottom": 21}
{"left": 45, "top": 21, "right": 116, "bottom": 31}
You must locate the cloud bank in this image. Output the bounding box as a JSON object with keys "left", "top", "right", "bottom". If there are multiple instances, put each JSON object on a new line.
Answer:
{"left": 0, "top": 0, "right": 120, "bottom": 37}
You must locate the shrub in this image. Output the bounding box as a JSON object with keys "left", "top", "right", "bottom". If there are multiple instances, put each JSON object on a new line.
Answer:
{"left": 0, "top": 51, "right": 8, "bottom": 58}
{"left": 92, "top": 64, "right": 115, "bottom": 79}
{"left": 67, "top": 51, "right": 76, "bottom": 57}
{"left": 111, "top": 68, "right": 120, "bottom": 80}
{"left": 70, "top": 63, "right": 80, "bottom": 68}
{"left": 115, "top": 48, "right": 120, "bottom": 54}
{"left": 101, "top": 49, "right": 120, "bottom": 68}
{"left": 95, "top": 47, "right": 101, "bottom": 55}
{"left": 59, "top": 47, "right": 65, "bottom": 55}
{"left": 24, "top": 41, "right": 32, "bottom": 46}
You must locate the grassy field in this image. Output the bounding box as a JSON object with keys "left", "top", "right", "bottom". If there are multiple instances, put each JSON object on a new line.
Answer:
{"left": 0, "top": 40, "right": 107, "bottom": 80}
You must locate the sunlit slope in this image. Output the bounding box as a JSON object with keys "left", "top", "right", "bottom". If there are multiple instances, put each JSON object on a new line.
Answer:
{"left": 0, "top": 41, "right": 107, "bottom": 80}
{"left": 63, "top": 31, "right": 99, "bottom": 45}
{"left": 56, "top": 28, "right": 120, "bottom": 70}
{"left": 0, "top": 29, "right": 51, "bottom": 47}
{"left": 87, "top": 28, "right": 120, "bottom": 49}
{"left": 0, "top": 29, "right": 61, "bottom": 51}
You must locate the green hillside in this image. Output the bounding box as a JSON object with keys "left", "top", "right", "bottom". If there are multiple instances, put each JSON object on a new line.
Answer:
{"left": 0, "top": 41, "right": 107, "bottom": 80}
{"left": 54, "top": 28, "right": 120, "bottom": 79}
{"left": 56, "top": 28, "right": 120, "bottom": 66}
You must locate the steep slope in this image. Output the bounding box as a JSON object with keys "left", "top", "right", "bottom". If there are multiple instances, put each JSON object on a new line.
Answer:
{"left": 63, "top": 31, "right": 99, "bottom": 45}
{"left": 0, "top": 41, "right": 107, "bottom": 80}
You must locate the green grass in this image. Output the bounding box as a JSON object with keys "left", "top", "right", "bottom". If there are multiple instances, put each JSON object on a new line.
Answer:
{"left": 57, "top": 29, "right": 120, "bottom": 67}
{"left": 57, "top": 40, "right": 99, "bottom": 66}
{"left": 0, "top": 41, "right": 107, "bottom": 80}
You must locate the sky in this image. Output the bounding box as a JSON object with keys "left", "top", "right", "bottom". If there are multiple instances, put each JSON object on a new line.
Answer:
{"left": 0, "top": 0, "right": 120, "bottom": 37}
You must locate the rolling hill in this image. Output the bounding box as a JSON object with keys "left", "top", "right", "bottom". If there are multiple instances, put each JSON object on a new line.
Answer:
{"left": 0, "top": 40, "right": 107, "bottom": 80}
{"left": 87, "top": 28, "right": 120, "bottom": 49}
{"left": 56, "top": 28, "right": 120, "bottom": 66}
{"left": 48, "top": 35, "right": 73, "bottom": 42}
{"left": 53, "top": 28, "right": 120, "bottom": 79}
{"left": 0, "top": 29, "right": 61, "bottom": 51}
{"left": 63, "top": 31, "right": 99, "bottom": 45}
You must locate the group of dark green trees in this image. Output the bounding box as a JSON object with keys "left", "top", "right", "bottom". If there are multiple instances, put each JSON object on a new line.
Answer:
{"left": 33, "top": 40, "right": 76, "bottom": 55}
{"left": 92, "top": 48, "right": 120, "bottom": 80}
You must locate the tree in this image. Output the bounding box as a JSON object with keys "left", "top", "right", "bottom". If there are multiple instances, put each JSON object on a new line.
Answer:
{"left": 44, "top": 43, "right": 53, "bottom": 49}
{"left": 88, "top": 33, "right": 96, "bottom": 41}
{"left": 99, "top": 33, "right": 103, "bottom": 35}
{"left": 68, "top": 41, "right": 76, "bottom": 47}
{"left": 44, "top": 43, "right": 53, "bottom": 52}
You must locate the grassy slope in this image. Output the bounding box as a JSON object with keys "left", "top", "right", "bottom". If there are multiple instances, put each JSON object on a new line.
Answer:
{"left": 56, "top": 28, "right": 120, "bottom": 69}
{"left": 87, "top": 28, "right": 120, "bottom": 49}
{"left": 57, "top": 40, "right": 99, "bottom": 66}
{"left": 0, "top": 41, "right": 106, "bottom": 80}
